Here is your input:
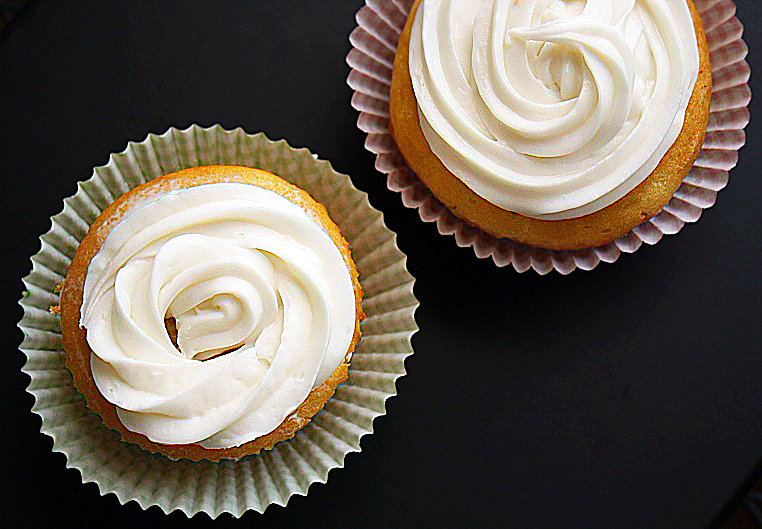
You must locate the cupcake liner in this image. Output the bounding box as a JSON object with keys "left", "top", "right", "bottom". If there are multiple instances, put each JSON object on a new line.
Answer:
{"left": 347, "top": 0, "right": 751, "bottom": 274}
{"left": 18, "top": 125, "right": 418, "bottom": 517}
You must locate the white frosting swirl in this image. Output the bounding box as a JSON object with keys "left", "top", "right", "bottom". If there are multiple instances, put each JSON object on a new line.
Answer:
{"left": 409, "top": 0, "right": 700, "bottom": 219}
{"left": 80, "top": 183, "right": 356, "bottom": 449}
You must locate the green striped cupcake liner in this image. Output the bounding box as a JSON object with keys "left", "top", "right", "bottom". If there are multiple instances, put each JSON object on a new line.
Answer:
{"left": 18, "top": 124, "right": 418, "bottom": 517}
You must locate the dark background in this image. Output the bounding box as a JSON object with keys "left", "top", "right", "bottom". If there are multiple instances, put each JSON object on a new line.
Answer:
{"left": 2, "top": 1, "right": 761, "bottom": 527}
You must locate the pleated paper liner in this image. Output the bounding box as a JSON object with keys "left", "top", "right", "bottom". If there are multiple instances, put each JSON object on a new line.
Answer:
{"left": 347, "top": 0, "right": 751, "bottom": 274}
{"left": 18, "top": 125, "right": 418, "bottom": 517}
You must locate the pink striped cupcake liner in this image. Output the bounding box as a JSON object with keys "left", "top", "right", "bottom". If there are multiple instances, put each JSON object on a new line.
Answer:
{"left": 347, "top": 0, "right": 751, "bottom": 274}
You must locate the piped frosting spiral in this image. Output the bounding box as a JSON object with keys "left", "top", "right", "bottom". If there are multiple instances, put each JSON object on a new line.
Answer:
{"left": 409, "top": 0, "right": 700, "bottom": 219}
{"left": 80, "top": 183, "right": 356, "bottom": 449}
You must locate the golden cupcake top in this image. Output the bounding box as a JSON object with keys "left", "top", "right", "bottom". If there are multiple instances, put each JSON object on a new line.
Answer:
{"left": 60, "top": 166, "right": 365, "bottom": 459}
{"left": 408, "top": 0, "right": 701, "bottom": 219}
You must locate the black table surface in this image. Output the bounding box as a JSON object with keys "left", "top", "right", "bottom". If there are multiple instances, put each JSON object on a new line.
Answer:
{"left": 3, "top": 1, "right": 761, "bottom": 528}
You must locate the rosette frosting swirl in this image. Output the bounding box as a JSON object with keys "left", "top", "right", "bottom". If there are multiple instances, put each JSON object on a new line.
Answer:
{"left": 80, "top": 183, "right": 356, "bottom": 448}
{"left": 409, "top": 0, "right": 700, "bottom": 219}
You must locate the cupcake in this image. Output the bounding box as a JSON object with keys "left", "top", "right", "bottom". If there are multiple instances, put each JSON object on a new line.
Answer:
{"left": 59, "top": 165, "right": 365, "bottom": 461}
{"left": 389, "top": 0, "right": 713, "bottom": 251}
{"left": 20, "top": 127, "right": 417, "bottom": 515}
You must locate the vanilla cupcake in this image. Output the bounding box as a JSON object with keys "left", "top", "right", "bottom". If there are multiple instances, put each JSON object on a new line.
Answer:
{"left": 390, "top": 0, "right": 712, "bottom": 251}
{"left": 59, "top": 165, "right": 364, "bottom": 461}
{"left": 20, "top": 127, "right": 417, "bottom": 515}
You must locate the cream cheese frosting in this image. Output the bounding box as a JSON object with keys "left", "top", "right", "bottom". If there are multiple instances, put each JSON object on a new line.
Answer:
{"left": 79, "top": 183, "right": 356, "bottom": 449}
{"left": 409, "top": 0, "right": 700, "bottom": 219}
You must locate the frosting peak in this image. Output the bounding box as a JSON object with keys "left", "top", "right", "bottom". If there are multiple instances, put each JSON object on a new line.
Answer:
{"left": 410, "top": 0, "right": 700, "bottom": 219}
{"left": 80, "top": 183, "right": 356, "bottom": 448}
